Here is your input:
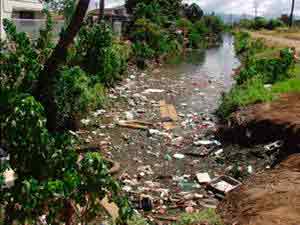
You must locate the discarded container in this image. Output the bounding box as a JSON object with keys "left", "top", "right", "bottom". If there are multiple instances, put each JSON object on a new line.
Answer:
{"left": 142, "top": 89, "right": 165, "bottom": 94}
{"left": 196, "top": 173, "right": 212, "bottom": 184}
{"left": 209, "top": 176, "right": 241, "bottom": 195}
{"left": 173, "top": 153, "right": 185, "bottom": 159}
{"left": 140, "top": 194, "right": 154, "bottom": 211}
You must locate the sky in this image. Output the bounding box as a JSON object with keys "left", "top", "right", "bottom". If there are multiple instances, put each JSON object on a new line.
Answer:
{"left": 90, "top": 0, "right": 298, "bottom": 17}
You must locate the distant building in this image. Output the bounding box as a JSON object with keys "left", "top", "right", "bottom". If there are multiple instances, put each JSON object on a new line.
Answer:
{"left": 89, "top": 5, "right": 131, "bottom": 36}
{"left": 0, "top": 0, "right": 44, "bottom": 39}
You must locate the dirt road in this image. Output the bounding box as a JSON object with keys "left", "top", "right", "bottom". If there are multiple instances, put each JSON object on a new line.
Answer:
{"left": 250, "top": 31, "right": 300, "bottom": 53}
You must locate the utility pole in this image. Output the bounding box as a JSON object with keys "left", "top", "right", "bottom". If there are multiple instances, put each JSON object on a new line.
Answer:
{"left": 254, "top": 0, "right": 259, "bottom": 17}
{"left": 99, "top": 0, "right": 105, "bottom": 23}
{"left": 290, "top": 0, "right": 296, "bottom": 27}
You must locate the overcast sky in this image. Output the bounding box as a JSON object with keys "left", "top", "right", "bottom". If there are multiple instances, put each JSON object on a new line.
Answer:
{"left": 90, "top": 0, "right": 298, "bottom": 17}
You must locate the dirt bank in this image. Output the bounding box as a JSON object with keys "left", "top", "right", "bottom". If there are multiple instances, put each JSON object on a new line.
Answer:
{"left": 250, "top": 31, "right": 300, "bottom": 53}
{"left": 218, "top": 153, "right": 300, "bottom": 225}
{"left": 219, "top": 93, "right": 300, "bottom": 149}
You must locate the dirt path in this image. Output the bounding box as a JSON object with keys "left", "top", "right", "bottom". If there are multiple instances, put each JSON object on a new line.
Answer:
{"left": 250, "top": 31, "right": 300, "bottom": 53}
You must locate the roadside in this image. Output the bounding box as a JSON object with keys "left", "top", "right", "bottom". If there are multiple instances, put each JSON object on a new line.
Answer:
{"left": 249, "top": 30, "right": 300, "bottom": 53}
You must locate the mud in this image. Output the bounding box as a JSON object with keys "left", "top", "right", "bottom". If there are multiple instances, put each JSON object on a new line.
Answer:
{"left": 76, "top": 34, "right": 279, "bottom": 222}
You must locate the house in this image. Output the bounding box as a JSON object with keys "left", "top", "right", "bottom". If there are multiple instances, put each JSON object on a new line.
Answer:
{"left": 89, "top": 5, "right": 131, "bottom": 36}
{"left": 0, "top": 0, "right": 44, "bottom": 39}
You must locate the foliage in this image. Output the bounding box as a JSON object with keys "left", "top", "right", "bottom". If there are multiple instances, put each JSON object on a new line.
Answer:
{"left": 125, "top": 0, "right": 182, "bottom": 19}
{"left": 184, "top": 3, "right": 204, "bottom": 22}
{"left": 217, "top": 77, "right": 273, "bottom": 119}
{"left": 204, "top": 15, "right": 224, "bottom": 34}
{"left": 266, "top": 19, "right": 285, "bottom": 30}
{"left": 54, "top": 67, "right": 104, "bottom": 129}
{"left": 271, "top": 77, "right": 300, "bottom": 93}
{"left": 237, "top": 17, "right": 285, "bottom": 30}
{"left": 236, "top": 48, "right": 294, "bottom": 85}
{"left": 0, "top": 10, "right": 133, "bottom": 224}
{"left": 175, "top": 209, "right": 223, "bottom": 225}
{"left": 75, "top": 23, "right": 130, "bottom": 86}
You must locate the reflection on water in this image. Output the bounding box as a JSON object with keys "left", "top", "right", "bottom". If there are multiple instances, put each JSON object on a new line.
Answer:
{"left": 159, "top": 34, "right": 240, "bottom": 113}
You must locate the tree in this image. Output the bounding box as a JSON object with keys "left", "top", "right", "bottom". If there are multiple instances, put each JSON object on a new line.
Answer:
{"left": 99, "top": 0, "right": 105, "bottom": 22}
{"left": 184, "top": 3, "right": 204, "bottom": 22}
{"left": 35, "top": 0, "right": 91, "bottom": 132}
{"left": 290, "top": 0, "right": 296, "bottom": 27}
{"left": 126, "top": 0, "right": 182, "bottom": 18}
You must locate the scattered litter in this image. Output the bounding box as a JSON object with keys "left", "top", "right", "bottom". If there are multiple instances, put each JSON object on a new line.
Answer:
{"left": 142, "top": 89, "right": 165, "bottom": 94}
{"left": 209, "top": 176, "right": 241, "bottom": 195}
{"left": 173, "top": 153, "right": 185, "bottom": 159}
{"left": 214, "top": 149, "right": 224, "bottom": 157}
{"left": 118, "top": 120, "right": 152, "bottom": 129}
{"left": 149, "top": 129, "right": 172, "bottom": 139}
{"left": 100, "top": 196, "right": 119, "bottom": 222}
{"left": 196, "top": 173, "right": 212, "bottom": 184}
{"left": 140, "top": 194, "right": 154, "bottom": 211}
{"left": 124, "top": 111, "right": 134, "bottom": 120}
{"left": 247, "top": 165, "right": 253, "bottom": 174}
{"left": 81, "top": 118, "right": 91, "bottom": 125}
{"left": 194, "top": 140, "right": 214, "bottom": 146}
{"left": 264, "top": 140, "right": 283, "bottom": 151}
{"left": 160, "top": 100, "right": 178, "bottom": 130}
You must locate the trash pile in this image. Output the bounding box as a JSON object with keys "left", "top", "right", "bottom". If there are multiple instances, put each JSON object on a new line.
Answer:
{"left": 74, "top": 64, "right": 282, "bottom": 222}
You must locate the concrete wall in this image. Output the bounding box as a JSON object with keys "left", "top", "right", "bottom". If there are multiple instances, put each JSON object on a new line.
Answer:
{"left": 1, "top": 0, "right": 43, "bottom": 39}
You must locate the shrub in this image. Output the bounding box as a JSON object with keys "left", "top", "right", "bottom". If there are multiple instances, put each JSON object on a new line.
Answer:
{"left": 266, "top": 19, "right": 285, "bottom": 30}
{"left": 75, "top": 23, "right": 130, "bottom": 85}
{"left": 236, "top": 48, "right": 294, "bottom": 85}
{"left": 54, "top": 67, "right": 102, "bottom": 129}
{"left": 0, "top": 96, "right": 132, "bottom": 224}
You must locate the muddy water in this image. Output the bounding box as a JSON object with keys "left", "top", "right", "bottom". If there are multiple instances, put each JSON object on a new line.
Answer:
{"left": 82, "top": 34, "right": 269, "bottom": 218}
{"left": 159, "top": 34, "right": 240, "bottom": 113}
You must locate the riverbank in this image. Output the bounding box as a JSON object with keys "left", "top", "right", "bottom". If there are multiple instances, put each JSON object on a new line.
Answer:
{"left": 74, "top": 35, "right": 283, "bottom": 224}
{"left": 215, "top": 31, "right": 300, "bottom": 225}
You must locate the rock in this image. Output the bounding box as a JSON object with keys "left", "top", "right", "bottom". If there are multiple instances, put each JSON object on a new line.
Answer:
{"left": 196, "top": 173, "right": 212, "bottom": 184}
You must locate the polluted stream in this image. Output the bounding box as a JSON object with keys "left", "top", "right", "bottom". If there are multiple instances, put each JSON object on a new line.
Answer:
{"left": 79, "top": 34, "right": 278, "bottom": 222}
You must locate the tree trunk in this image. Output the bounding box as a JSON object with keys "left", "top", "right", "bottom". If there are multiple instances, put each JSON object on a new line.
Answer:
{"left": 35, "top": 0, "right": 91, "bottom": 132}
{"left": 289, "top": 0, "right": 296, "bottom": 27}
{"left": 99, "top": 0, "right": 105, "bottom": 23}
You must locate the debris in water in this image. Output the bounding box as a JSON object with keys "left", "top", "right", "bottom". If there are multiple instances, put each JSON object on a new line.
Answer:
{"left": 209, "top": 176, "right": 242, "bottom": 195}
{"left": 173, "top": 153, "right": 185, "bottom": 159}
{"left": 118, "top": 120, "right": 152, "bottom": 129}
{"left": 196, "top": 173, "right": 212, "bottom": 184}
{"left": 142, "top": 89, "right": 165, "bottom": 94}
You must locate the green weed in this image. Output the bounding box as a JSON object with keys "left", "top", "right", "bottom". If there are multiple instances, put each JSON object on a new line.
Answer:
{"left": 175, "top": 209, "right": 223, "bottom": 225}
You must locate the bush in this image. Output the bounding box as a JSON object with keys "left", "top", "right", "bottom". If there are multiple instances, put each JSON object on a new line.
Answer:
{"left": 75, "top": 23, "right": 130, "bottom": 85}
{"left": 266, "top": 19, "right": 285, "bottom": 30}
{"left": 236, "top": 48, "right": 294, "bottom": 85}
{"left": 54, "top": 67, "right": 104, "bottom": 129}
{"left": 0, "top": 96, "right": 132, "bottom": 224}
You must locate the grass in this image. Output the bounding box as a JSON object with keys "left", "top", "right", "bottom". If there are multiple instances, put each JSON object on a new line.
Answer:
{"left": 127, "top": 209, "right": 223, "bottom": 225}
{"left": 272, "top": 77, "right": 300, "bottom": 93}
{"left": 175, "top": 209, "right": 223, "bottom": 225}
{"left": 217, "top": 77, "right": 273, "bottom": 119}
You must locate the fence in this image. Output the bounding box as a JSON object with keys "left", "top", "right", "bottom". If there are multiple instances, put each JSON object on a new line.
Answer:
{"left": 12, "top": 19, "right": 64, "bottom": 40}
